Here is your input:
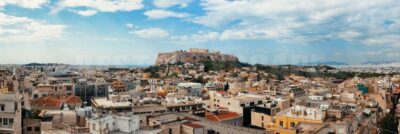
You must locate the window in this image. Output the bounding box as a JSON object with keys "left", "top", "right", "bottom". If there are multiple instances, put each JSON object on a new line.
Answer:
{"left": 2, "top": 118, "right": 12, "bottom": 126}
{"left": 92, "top": 124, "right": 96, "bottom": 130}
{"left": 35, "top": 127, "right": 40, "bottom": 131}
{"left": 240, "top": 104, "right": 245, "bottom": 107}
{"left": 261, "top": 123, "right": 264, "bottom": 128}
{"left": 169, "top": 128, "right": 172, "bottom": 134}
{"left": 0, "top": 104, "right": 4, "bottom": 111}
{"left": 27, "top": 127, "right": 32, "bottom": 131}
{"left": 290, "top": 122, "right": 295, "bottom": 128}
{"left": 228, "top": 102, "right": 230, "bottom": 105}
{"left": 66, "top": 86, "right": 72, "bottom": 91}
{"left": 261, "top": 116, "right": 264, "bottom": 121}
{"left": 279, "top": 121, "right": 283, "bottom": 127}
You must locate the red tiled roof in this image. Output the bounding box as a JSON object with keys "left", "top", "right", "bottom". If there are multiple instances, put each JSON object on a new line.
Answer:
{"left": 205, "top": 111, "right": 240, "bottom": 122}
{"left": 63, "top": 96, "right": 82, "bottom": 104}
{"left": 30, "top": 95, "right": 82, "bottom": 109}
{"left": 217, "top": 91, "right": 227, "bottom": 95}
{"left": 183, "top": 123, "right": 204, "bottom": 128}
{"left": 206, "top": 114, "right": 220, "bottom": 122}
{"left": 31, "top": 96, "right": 62, "bottom": 108}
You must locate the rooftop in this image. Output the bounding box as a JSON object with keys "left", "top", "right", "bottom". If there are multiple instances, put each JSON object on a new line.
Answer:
{"left": 205, "top": 111, "right": 241, "bottom": 122}
{"left": 183, "top": 123, "right": 204, "bottom": 128}
{"left": 91, "top": 97, "right": 132, "bottom": 108}
{"left": 276, "top": 105, "right": 325, "bottom": 120}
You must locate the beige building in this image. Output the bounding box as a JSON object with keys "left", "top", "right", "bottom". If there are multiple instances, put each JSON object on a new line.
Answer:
{"left": 0, "top": 89, "right": 22, "bottom": 134}
{"left": 251, "top": 111, "right": 273, "bottom": 129}
{"left": 22, "top": 119, "right": 41, "bottom": 134}
{"left": 206, "top": 91, "right": 265, "bottom": 114}
{"left": 250, "top": 99, "right": 290, "bottom": 129}
{"left": 91, "top": 95, "right": 133, "bottom": 114}
{"left": 32, "top": 83, "right": 74, "bottom": 99}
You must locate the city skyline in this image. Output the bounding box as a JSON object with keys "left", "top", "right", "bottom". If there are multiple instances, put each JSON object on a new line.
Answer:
{"left": 1, "top": 0, "right": 400, "bottom": 65}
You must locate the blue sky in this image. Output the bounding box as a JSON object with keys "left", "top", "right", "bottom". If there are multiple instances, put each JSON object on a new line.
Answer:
{"left": 0, "top": 0, "right": 400, "bottom": 65}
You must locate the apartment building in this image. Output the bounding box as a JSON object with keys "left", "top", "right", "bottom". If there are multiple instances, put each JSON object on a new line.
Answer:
{"left": 177, "top": 82, "right": 203, "bottom": 97}
{"left": 88, "top": 114, "right": 139, "bottom": 134}
{"left": 32, "top": 83, "right": 74, "bottom": 99}
{"left": 0, "top": 90, "right": 22, "bottom": 134}
{"left": 75, "top": 79, "right": 109, "bottom": 104}
{"left": 269, "top": 105, "right": 325, "bottom": 134}
{"left": 206, "top": 91, "right": 265, "bottom": 114}
{"left": 91, "top": 94, "right": 133, "bottom": 114}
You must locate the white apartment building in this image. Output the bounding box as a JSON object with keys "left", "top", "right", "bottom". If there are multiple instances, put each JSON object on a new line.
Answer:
{"left": 0, "top": 91, "right": 22, "bottom": 134}
{"left": 88, "top": 115, "right": 139, "bottom": 134}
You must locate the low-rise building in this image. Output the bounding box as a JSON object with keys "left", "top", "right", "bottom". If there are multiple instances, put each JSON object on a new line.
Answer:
{"left": 269, "top": 105, "right": 325, "bottom": 134}
{"left": 88, "top": 114, "right": 139, "bottom": 134}
{"left": 33, "top": 83, "right": 74, "bottom": 99}
{"left": 91, "top": 95, "right": 133, "bottom": 114}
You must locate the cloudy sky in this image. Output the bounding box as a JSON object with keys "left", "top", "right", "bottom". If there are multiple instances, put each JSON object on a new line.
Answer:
{"left": 0, "top": 0, "right": 400, "bottom": 65}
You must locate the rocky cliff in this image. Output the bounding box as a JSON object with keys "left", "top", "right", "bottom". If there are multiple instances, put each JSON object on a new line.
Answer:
{"left": 155, "top": 49, "right": 239, "bottom": 65}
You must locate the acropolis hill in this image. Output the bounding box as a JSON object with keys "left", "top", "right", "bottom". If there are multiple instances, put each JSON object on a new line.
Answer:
{"left": 155, "top": 48, "right": 239, "bottom": 65}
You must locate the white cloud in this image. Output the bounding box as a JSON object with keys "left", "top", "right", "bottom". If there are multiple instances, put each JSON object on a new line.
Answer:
{"left": 69, "top": 9, "right": 98, "bottom": 16}
{"left": 0, "top": 13, "right": 65, "bottom": 42}
{"left": 153, "top": 0, "right": 191, "bottom": 8}
{"left": 192, "top": 0, "right": 400, "bottom": 45}
{"left": 126, "top": 23, "right": 134, "bottom": 28}
{"left": 52, "top": 0, "right": 143, "bottom": 15}
{"left": 144, "top": 9, "right": 189, "bottom": 19}
{"left": 0, "top": 0, "right": 49, "bottom": 9}
{"left": 131, "top": 28, "right": 169, "bottom": 38}
{"left": 195, "top": 0, "right": 393, "bottom": 27}
{"left": 363, "top": 35, "right": 400, "bottom": 47}
{"left": 171, "top": 31, "right": 219, "bottom": 42}
{"left": 338, "top": 31, "right": 361, "bottom": 41}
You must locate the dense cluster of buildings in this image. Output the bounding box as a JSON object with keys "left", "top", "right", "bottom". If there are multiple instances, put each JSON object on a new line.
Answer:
{"left": 0, "top": 50, "right": 399, "bottom": 134}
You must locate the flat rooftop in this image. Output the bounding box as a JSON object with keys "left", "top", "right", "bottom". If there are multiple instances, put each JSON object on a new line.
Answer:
{"left": 231, "top": 95, "right": 264, "bottom": 103}
{"left": 91, "top": 97, "right": 132, "bottom": 108}
{"left": 276, "top": 105, "right": 325, "bottom": 120}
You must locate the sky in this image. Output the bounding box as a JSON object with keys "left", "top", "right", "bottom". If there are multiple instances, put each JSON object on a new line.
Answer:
{"left": 0, "top": 0, "right": 400, "bottom": 65}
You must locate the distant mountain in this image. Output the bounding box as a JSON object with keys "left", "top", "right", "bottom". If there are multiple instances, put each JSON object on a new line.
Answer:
{"left": 300, "top": 61, "right": 348, "bottom": 66}
{"left": 22, "top": 63, "right": 67, "bottom": 67}
{"left": 361, "top": 60, "right": 395, "bottom": 65}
